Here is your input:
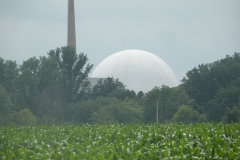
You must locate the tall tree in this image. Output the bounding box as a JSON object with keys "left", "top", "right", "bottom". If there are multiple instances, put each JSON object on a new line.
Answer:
{"left": 92, "top": 77, "right": 125, "bottom": 98}
{"left": 67, "top": 97, "right": 119, "bottom": 123}
{"left": 90, "top": 98, "right": 143, "bottom": 124}
{"left": 0, "top": 58, "right": 19, "bottom": 108}
{"left": 108, "top": 89, "right": 136, "bottom": 100}
{"left": 207, "top": 78, "right": 240, "bottom": 122}
{"left": 15, "top": 57, "right": 41, "bottom": 111}
{"left": 13, "top": 46, "right": 93, "bottom": 119}
{"left": 47, "top": 46, "right": 93, "bottom": 102}
{"left": 182, "top": 53, "right": 240, "bottom": 106}
{"left": 143, "top": 85, "right": 194, "bottom": 123}
{"left": 222, "top": 106, "right": 240, "bottom": 123}
{"left": 0, "top": 85, "right": 13, "bottom": 126}
{"left": 172, "top": 105, "right": 198, "bottom": 124}
{"left": 182, "top": 53, "right": 240, "bottom": 122}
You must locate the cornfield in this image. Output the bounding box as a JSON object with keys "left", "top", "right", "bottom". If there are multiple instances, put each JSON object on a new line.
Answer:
{"left": 1, "top": 123, "right": 240, "bottom": 159}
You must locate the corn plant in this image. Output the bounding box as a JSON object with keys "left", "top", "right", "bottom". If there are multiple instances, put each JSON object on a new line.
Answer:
{"left": 0, "top": 123, "right": 240, "bottom": 159}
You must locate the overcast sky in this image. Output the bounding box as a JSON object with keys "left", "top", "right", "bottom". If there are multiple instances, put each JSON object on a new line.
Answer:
{"left": 0, "top": 0, "right": 240, "bottom": 83}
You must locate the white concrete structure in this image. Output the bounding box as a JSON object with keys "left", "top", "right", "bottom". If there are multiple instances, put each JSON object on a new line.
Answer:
{"left": 91, "top": 50, "right": 178, "bottom": 93}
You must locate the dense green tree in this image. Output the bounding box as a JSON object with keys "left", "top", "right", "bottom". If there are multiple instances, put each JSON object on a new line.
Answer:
{"left": 12, "top": 46, "right": 93, "bottom": 118}
{"left": 222, "top": 106, "right": 240, "bottom": 123}
{"left": 90, "top": 107, "right": 118, "bottom": 124}
{"left": 136, "top": 91, "right": 145, "bottom": 101}
{"left": 2, "top": 48, "right": 240, "bottom": 125}
{"left": 8, "top": 108, "right": 38, "bottom": 126}
{"left": 92, "top": 77, "right": 125, "bottom": 98}
{"left": 206, "top": 78, "right": 240, "bottom": 122}
{"left": 108, "top": 89, "right": 136, "bottom": 100}
{"left": 207, "top": 89, "right": 237, "bottom": 122}
{"left": 15, "top": 57, "right": 41, "bottom": 111}
{"left": 1, "top": 67, "right": 62, "bottom": 125}
{"left": 143, "top": 85, "right": 194, "bottom": 123}
{"left": 68, "top": 97, "right": 143, "bottom": 124}
{"left": 182, "top": 53, "right": 240, "bottom": 106}
{"left": 33, "top": 84, "right": 65, "bottom": 124}
{"left": 182, "top": 53, "right": 240, "bottom": 122}
{"left": 198, "top": 114, "right": 208, "bottom": 123}
{"left": 0, "top": 58, "right": 19, "bottom": 110}
{"left": 67, "top": 97, "right": 119, "bottom": 123}
{"left": 0, "top": 85, "right": 12, "bottom": 114}
{"left": 90, "top": 98, "right": 143, "bottom": 124}
{"left": 172, "top": 105, "right": 199, "bottom": 124}
{"left": 0, "top": 59, "right": 19, "bottom": 92}
{"left": 0, "top": 58, "right": 4, "bottom": 83}
{"left": 43, "top": 46, "right": 93, "bottom": 102}
{"left": 0, "top": 85, "right": 13, "bottom": 126}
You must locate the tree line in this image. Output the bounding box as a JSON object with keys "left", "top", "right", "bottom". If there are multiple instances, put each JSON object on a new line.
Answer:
{"left": 0, "top": 47, "right": 239, "bottom": 125}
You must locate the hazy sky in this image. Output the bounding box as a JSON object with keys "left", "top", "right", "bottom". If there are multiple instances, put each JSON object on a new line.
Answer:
{"left": 0, "top": 0, "right": 240, "bottom": 83}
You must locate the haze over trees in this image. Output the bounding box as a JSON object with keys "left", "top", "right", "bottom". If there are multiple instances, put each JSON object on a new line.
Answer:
{"left": 0, "top": 47, "right": 239, "bottom": 125}
{"left": 182, "top": 53, "right": 240, "bottom": 122}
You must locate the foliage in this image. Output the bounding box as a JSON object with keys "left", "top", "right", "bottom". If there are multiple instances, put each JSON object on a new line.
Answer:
{"left": 0, "top": 58, "right": 19, "bottom": 92}
{"left": 8, "top": 108, "right": 38, "bottom": 126}
{"left": 0, "top": 123, "right": 240, "bottom": 159}
{"left": 182, "top": 53, "right": 240, "bottom": 122}
{"left": 47, "top": 47, "right": 93, "bottom": 102}
{"left": 143, "top": 85, "right": 194, "bottom": 123}
{"left": 0, "top": 85, "right": 13, "bottom": 126}
{"left": 1, "top": 50, "right": 240, "bottom": 124}
{"left": 90, "top": 107, "right": 118, "bottom": 124}
{"left": 68, "top": 97, "right": 143, "bottom": 124}
{"left": 67, "top": 97, "right": 119, "bottom": 123}
{"left": 90, "top": 98, "right": 143, "bottom": 124}
{"left": 136, "top": 91, "right": 145, "bottom": 101}
{"left": 1, "top": 46, "right": 93, "bottom": 123}
{"left": 222, "top": 106, "right": 240, "bottom": 123}
{"left": 198, "top": 114, "right": 208, "bottom": 123}
{"left": 207, "top": 78, "right": 240, "bottom": 122}
{"left": 33, "top": 84, "right": 65, "bottom": 124}
{"left": 0, "top": 58, "right": 19, "bottom": 111}
{"left": 15, "top": 57, "right": 41, "bottom": 111}
{"left": 92, "top": 77, "right": 125, "bottom": 98}
{"left": 108, "top": 89, "right": 136, "bottom": 100}
{"left": 172, "top": 105, "right": 199, "bottom": 124}
{"left": 182, "top": 53, "right": 240, "bottom": 105}
{"left": 0, "top": 85, "right": 13, "bottom": 114}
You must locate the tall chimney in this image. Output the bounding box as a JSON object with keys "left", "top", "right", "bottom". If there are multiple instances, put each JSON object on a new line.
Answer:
{"left": 67, "top": 0, "right": 76, "bottom": 51}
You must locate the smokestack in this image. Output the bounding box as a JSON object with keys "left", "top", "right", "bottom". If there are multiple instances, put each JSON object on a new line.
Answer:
{"left": 67, "top": 0, "right": 76, "bottom": 51}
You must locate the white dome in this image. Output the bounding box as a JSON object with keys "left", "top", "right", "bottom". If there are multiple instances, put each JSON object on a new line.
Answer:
{"left": 91, "top": 50, "right": 178, "bottom": 93}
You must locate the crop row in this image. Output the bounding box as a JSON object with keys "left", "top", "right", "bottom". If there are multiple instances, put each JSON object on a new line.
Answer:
{"left": 0, "top": 123, "right": 240, "bottom": 159}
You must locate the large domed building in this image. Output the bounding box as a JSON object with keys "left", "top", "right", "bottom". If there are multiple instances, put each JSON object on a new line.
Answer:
{"left": 65, "top": 1, "right": 177, "bottom": 93}
{"left": 90, "top": 50, "right": 178, "bottom": 93}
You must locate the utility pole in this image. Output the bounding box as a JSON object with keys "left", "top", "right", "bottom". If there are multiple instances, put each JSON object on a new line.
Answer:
{"left": 156, "top": 100, "right": 158, "bottom": 124}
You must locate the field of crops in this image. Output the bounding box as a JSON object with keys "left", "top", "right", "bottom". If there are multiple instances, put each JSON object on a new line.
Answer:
{"left": 0, "top": 123, "right": 240, "bottom": 160}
